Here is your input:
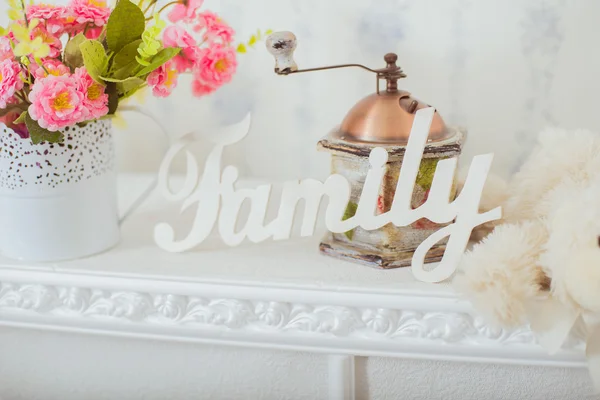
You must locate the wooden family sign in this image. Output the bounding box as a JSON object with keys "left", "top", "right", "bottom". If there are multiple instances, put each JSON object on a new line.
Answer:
{"left": 154, "top": 107, "right": 501, "bottom": 283}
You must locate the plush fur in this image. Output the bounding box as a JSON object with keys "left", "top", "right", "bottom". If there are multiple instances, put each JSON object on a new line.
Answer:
{"left": 454, "top": 127, "right": 600, "bottom": 327}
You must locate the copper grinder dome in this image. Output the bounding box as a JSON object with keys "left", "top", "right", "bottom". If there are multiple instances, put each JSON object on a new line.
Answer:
{"left": 335, "top": 54, "right": 450, "bottom": 145}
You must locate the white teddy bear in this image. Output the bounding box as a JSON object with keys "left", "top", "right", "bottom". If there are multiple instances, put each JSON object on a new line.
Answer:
{"left": 455, "top": 127, "right": 600, "bottom": 328}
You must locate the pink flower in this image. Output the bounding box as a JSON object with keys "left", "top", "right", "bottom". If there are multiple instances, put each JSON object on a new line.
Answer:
{"left": 193, "top": 44, "right": 237, "bottom": 89}
{"left": 168, "top": 0, "right": 203, "bottom": 23}
{"left": 162, "top": 25, "right": 198, "bottom": 73}
{"left": 206, "top": 23, "right": 234, "bottom": 44}
{"left": 194, "top": 11, "right": 220, "bottom": 30}
{"left": 0, "top": 111, "right": 29, "bottom": 139}
{"left": 60, "top": 15, "right": 82, "bottom": 36}
{"left": 0, "top": 37, "right": 14, "bottom": 62}
{"left": 69, "top": 0, "right": 111, "bottom": 27}
{"left": 32, "top": 59, "right": 70, "bottom": 80}
{"left": 27, "top": 4, "right": 67, "bottom": 34}
{"left": 85, "top": 26, "right": 103, "bottom": 39}
{"left": 191, "top": 79, "right": 215, "bottom": 96}
{"left": 147, "top": 61, "right": 178, "bottom": 97}
{"left": 163, "top": 25, "right": 196, "bottom": 48}
{"left": 194, "top": 11, "right": 234, "bottom": 43}
{"left": 0, "top": 60, "right": 24, "bottom": 109}
{"left": 31, "top": 25, "right": 63, "bottom": 58}
{"left": 28, "top": 75, "right": 86, "bottom": 131}
{"left": 74, "top": 67, "right": 108, "bottom": 119}
{"left": 170, "top": 49, "right": 194, "bottom": 73}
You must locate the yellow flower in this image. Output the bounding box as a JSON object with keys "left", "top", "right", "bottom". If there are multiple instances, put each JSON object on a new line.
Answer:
{"left": 7, "top": 0, "right": 24, "bottom": 21}
{"left": 11, "top": 19, "right": 50, "bottom": 59}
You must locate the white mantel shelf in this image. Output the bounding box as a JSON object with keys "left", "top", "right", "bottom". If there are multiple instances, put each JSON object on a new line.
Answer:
{"left": 0, "top": 175, "right": 586, "bottom": 370}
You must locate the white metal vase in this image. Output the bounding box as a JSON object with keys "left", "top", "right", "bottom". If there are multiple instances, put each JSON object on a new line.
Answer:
{"left": 0, "top": 119, "right": 120, "bottom": 262}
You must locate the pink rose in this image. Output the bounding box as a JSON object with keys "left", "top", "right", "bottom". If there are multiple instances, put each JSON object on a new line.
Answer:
{"left": 193, "top": 44, "right": 237, "bottom": 89}
{"left": 85, "top": 26, "right": 103, "bottom": 39}
{"left": 32, "top": 59, "right": 70, "bottom": 80}
{"left": 168, "top": 0, "right": 203, "bottom": 23}
{"left": 0, "top": 37, "right": 14, "bottom": 62}
{"left": 205, "top": 23, "right": 234, "bottom": 44}
{"left": 74, "top": 67, "right": 108, "bottom": 119}
{"left": 0, "top": 60, "right": 24, "bottom": 109}
{"left": 69, "top": 0, "right": 111, "bottom": 27}
{"left": 194, "top": 11, "right": 220, "bottom": 30}
{"left": 191, "top": 79, "right": 215, "bottom": 96}
{"left": 194, "top": 11, "right": 234, "bottom": 43}
{"left": 162, "top": 26, "right": 199, "bottom": 73}
{"left": 28, "top": 74, "right": 86, "bottom": 131}
{"left": 27, "top": 5, "right": 67, "bottom": 34}
{"left": 147, "top": 61, "right": 179, "bottom": 97}
{"left": 163, "top": 25, "right": 196, "bottom": 48}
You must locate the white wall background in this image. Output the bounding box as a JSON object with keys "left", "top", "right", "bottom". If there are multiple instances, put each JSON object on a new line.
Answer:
{"left": 0, "top": 0, "right": 598, "bottom": 182}
{"left": 117, "top": 0, "right": 600, "bottom": 183}
{"left": 0, "top": 327, "right": 597, "bottom": 400}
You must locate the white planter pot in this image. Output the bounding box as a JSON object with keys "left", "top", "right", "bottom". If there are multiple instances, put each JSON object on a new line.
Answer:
{"left": 0, "top": 119, "right": 119, "bottom": 262}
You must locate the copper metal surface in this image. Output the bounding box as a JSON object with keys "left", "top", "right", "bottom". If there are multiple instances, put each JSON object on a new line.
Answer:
{"left": 336, "top": 91, "right": 449, "bottom": 144}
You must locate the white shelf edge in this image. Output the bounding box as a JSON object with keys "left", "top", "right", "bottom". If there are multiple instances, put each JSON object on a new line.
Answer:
{"left": 0, "top": 266, "right": 586, "bottom": 368}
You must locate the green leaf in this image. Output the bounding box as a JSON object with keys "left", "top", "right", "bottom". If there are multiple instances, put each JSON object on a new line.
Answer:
{"left": 342, "top": 201, "right": 358, "bottom": 241}
{"left": 25, "top": 113, "right": 64, "bottom": 144}
{"left": 135, "top": 47, "right": 180, "bottom": 77}
{"left": 100, "top": 75, "right": 141, "bottom": 83}
{"left": 13, "top": 111, "right": 26, "bottom": 124}
{"left": 134, "top": 55, "right": 151, "bottom": 66}
{"left": 108, "top": 39, "right": 142, "bottom": 79}
{"left": 64, "top": 33, "right": 86, "bottom": 70}
{"left": 106, "top": 82, "right": 119, "bottom": 115}
{"left": 0, "top": 104, "right": 27, "bottom": 118}
{"left": 116, "top": 77, "right": 144, "bottom": 96}
{"left": 236, "top": 43, "right": 247, "bottom": 53}
{"left": 80, "top": 39, "right": 108, "bottom": 84}
{"left": 106, "top": 0, "right": 145, "bottom": 53}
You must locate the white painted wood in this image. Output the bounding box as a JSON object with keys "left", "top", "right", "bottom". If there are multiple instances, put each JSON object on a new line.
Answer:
{"left": 328, "top": 355, "right": 355, "bottom": 400}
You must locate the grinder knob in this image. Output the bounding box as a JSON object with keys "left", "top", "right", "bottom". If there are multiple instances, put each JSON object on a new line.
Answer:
{"left": 266, "top": 31, "right": 298, "bottom": 75}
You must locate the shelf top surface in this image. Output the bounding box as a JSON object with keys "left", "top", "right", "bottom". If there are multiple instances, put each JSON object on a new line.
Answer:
{"left": 0, "top": 174, "right": 456, "bottom": 297}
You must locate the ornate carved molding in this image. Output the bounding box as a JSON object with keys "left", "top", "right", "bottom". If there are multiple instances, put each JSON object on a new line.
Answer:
{"left": 0, "top": 280, "right": 580, "bottom": 351}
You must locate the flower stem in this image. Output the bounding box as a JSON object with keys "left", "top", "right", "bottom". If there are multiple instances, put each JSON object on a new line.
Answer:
{"left": 154, "top": 1, "right": 178, "bottom": 16}
{"left": 142, "top": 0, "right": 157, "bottom": 14}
{"left": 98, "top": 25, "right": 107, "bottom": 41}
{"left": 20, "top": 0, "right": 28, "bottom": 28}
{"left": 16, "top": 90, "right": 29, "bottom": 104}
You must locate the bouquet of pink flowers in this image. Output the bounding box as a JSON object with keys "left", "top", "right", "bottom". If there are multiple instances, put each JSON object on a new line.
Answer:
{"left": 0, "top": 0, "right": 246, "bottom": 144}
